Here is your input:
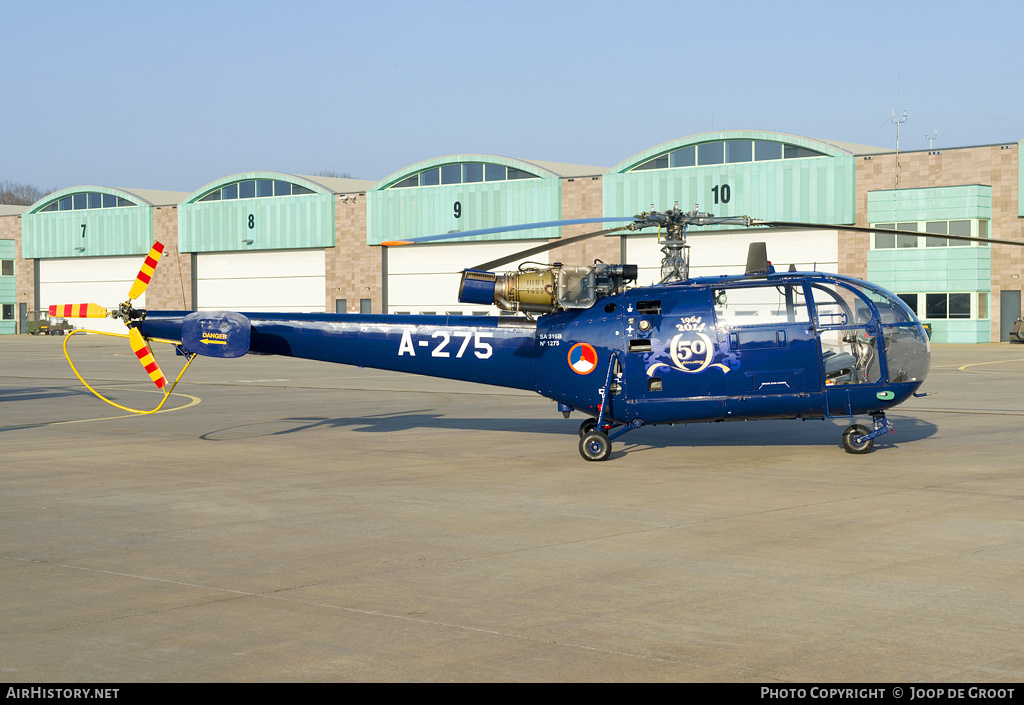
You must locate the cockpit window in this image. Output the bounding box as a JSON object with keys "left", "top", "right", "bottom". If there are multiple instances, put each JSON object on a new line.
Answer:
{"left": 713, "top": 282, "right": 810, "bottom": 327}
{"left": 808, "top": 282, "right": 869, "bottom": 327}
{"left": 809, "top": 282, "right": 881, "bottom": 385}
{"left": 861, "top": 287, "right": 918, "bottom": 324}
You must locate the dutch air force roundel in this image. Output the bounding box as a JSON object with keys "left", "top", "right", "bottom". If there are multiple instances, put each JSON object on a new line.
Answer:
{"left": 567, "top": 342, "right": 598, "bottom": 375}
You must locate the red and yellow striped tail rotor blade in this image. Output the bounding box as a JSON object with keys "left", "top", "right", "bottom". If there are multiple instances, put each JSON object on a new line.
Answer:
{"left": 127, "top": 241, "right": 165, "bottom": 301}
{"left": 49, "top": 303, "right": 110, "bottom": 318}
{"left": 128, "top": 328, "right": 167, "bottom": 390}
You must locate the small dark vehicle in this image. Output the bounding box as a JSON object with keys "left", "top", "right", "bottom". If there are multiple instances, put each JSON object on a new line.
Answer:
{"left": 1010, "top": 317, "right": 1024, "bottom": 343}
{"left": 26, "top": 310, "right": 72, "bottom": 336}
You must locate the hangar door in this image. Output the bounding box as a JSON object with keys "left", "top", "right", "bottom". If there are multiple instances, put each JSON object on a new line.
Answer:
{"left": 625, "top": 228, "right": 839, "bottom": 285}
{"left": 39, "top": 257, "right": 149, "bottom": 334}
{"left": 196, "top": 249, "right": 326, "bottom": 312}
{"left": 386, "top": 241, "right": 549, "bottom": 315}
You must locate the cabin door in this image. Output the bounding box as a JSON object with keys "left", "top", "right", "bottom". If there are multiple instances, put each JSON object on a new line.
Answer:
{"left": 621, "top": 289, "right": 727, "bottom": 423}
{"left": 713, "top": 281, "right": 821, "bottom": 398}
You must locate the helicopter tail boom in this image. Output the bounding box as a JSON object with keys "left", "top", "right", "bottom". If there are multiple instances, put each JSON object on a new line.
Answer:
{"left": 139, "top": 311, "right": 541, "bottom": 391}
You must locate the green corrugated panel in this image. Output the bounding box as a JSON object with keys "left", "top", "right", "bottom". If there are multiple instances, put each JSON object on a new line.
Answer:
{"left": 179, "top": 173, "right": 335, "bottom": 253}
{"left": 931, "top": 320, "right": 989, "bottom": 344}
{"left": 867, "top": 185, "right": 992, "bottom": 222}
{"left": 866, "top": 254, "right": 899, "bottom": 274}
{"left": 22, "top": 204, "right": 153, "bottom": 258}
{"left": 947, "top": 248, "right": 991, "bottom": 290}
{"left": 1, "top": 239, "right": 14, "bottom": 334}
{"left": 603, "top": 155, "right": 855, "bottom": 226}
{"left": 867, "top": 247, "right": 991, "bottom": 293}
{"left": 0, "top": 249, "right": 13, "bottom": 299}
{"left": 181, "top": 194, "right": 333, "bottom": 252}
{"left": 367, "top": 178, "right": 561, "bottom": 245}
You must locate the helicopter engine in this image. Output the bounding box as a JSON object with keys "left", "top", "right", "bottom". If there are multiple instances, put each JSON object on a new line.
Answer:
{"left": 458, "top": 263, "right": 638, "bottom": 313}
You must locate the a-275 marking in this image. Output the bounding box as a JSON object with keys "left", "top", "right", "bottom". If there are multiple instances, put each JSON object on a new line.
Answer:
{"left": 398, "top": 330, "right": 493, "bottom": 359}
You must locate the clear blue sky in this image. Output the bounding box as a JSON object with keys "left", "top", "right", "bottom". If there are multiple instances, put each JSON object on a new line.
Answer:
{"left": 2, "top": 0, "right": 1020, "bottom": 193}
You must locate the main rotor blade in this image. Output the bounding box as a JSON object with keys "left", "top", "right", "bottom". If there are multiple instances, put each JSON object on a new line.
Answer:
{"left": 381, "top": 217, "right": 638, "bottom": 247}
{"left": 49, "top": 303, "right": 110, "bottom": 318}
{"left": 473, "top": 226, "right": 630, "bottom": 271}
{"left": 127, "top": 242, "right": 166, "bottom": 301}
{"left": 751, "top": 220, "right": 1021, "bottom": 247}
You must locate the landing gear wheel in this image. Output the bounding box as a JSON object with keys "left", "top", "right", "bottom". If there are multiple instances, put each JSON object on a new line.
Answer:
{"left": 579, "top": 431, "right": 611, "bottom": 461}
{"left": 579, "top": 418, "right": 598, "bottom": 438}
{"left": 841, "top": 424, "right": 873, "bottom": 454}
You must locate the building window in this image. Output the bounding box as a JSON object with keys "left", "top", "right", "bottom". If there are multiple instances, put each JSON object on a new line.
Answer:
{"left": 631, "top": 139, "right": 826, "bottom": 172}
{"left": 897, "top": 293, "right": 918, "bottom": 313}
{"left": 697, "top": 142, "right": 724, "bottom": 165}
{"left": 2, "top": 304, "right": 13, "bottom": 320}
{"left": 754, "top": 141, "right": 783, "bottom": 161}
{"left": 38, "top": 192, "right": 136, "bottom": 212}
{"left": 198, "top": 180, "right": 316, "bottom": 202}
{"left": 873, "top": 219, "right": 986, "bottom": 248}
{"left": 388, "top": 162, "right": 540, "bottom": 188}
{"left": 725, "top": 140, "right": 753, "bottom": 163}
{"left": 1, "top": 260, "right": 13, "bottom": 277}
{"left": 898, "top": 292, "right": 986, "bottom": 320}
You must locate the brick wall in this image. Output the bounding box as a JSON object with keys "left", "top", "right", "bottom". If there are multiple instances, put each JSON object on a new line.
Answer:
{"left": 327, "top": 194, "right": 381, "bottom": 314}
{"left": 557, "top": 176, "right": 619, "bottom": 266}
{"left": 0, "top": 215, "right": 33, "bottom": 322}
{"left": 147, "top": 206, "right": 192, "bottom": 310}
{"left": 854, "top": 144, "right": 1022, "bottom": 340}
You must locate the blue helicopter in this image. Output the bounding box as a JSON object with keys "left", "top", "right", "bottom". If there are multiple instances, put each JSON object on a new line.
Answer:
{"left": 54, "top": 206, "right": 999, "bottom": 461}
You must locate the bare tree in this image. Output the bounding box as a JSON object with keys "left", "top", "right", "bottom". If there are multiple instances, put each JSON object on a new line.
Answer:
{"left": 0, "top": 181, "right": 55, "bottom": 206}
{"left": 311, "top": 170, "right": 356, "bottom": 179}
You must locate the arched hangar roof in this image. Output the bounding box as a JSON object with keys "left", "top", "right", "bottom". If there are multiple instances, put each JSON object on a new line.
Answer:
{"left": 374, "top": 155, "right": 609, "bottom": 190}
{"left": 611, "top": 130, "right": 887, "bottom": 174}
{"left": 27, "top": 186, "right": 189, "bottom": 213}
{"left": 186, "top": 172, "right": 377, "bottom": 203}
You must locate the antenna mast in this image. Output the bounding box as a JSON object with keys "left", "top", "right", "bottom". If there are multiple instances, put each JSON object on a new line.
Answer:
{"left": 891, "top": 108, "right": 907, "bottom": 189}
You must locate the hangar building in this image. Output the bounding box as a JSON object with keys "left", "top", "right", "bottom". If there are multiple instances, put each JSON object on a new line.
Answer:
{"left": 1, "top": 130, "right": 1020, "bottom": 343}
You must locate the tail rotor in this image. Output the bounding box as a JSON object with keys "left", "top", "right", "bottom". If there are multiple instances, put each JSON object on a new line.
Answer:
{"left": 51, "top": 241, "right": 181, "bottom": 398}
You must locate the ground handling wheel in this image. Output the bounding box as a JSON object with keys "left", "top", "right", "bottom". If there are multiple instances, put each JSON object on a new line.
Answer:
{"left": 841, "top": 424, "right": 874, "bottom": 454}
{"left": 579, "top": 430, "right": 612, "bottom": 461}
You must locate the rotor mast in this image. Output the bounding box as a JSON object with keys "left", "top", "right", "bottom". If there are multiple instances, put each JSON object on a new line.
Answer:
{"left": 658, "top": 223, "right": 690, "bottom": 283}
{"left": 629, "top": 206, "right": 752, "bottom": 284}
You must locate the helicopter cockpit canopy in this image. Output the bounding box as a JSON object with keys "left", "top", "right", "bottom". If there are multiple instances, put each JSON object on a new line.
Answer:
{"left": 808, "top": 277, "right": 930, "bottom": 386}
{"left": 711, "top": 275, "right": 930, "bottom": 387}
